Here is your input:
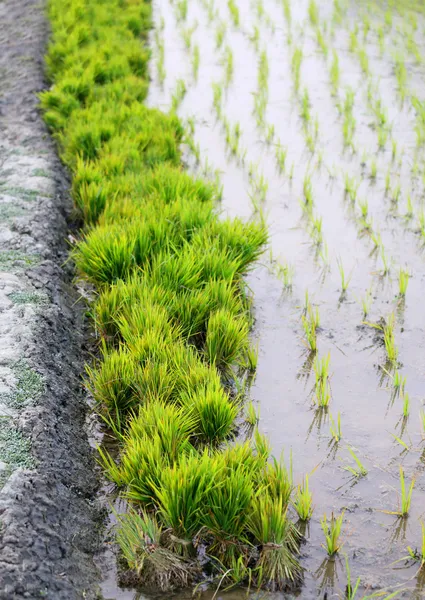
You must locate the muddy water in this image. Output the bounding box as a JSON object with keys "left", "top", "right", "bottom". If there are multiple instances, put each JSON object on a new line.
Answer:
{"left": 101, "top": 1, "right": 425, "bottom": 598}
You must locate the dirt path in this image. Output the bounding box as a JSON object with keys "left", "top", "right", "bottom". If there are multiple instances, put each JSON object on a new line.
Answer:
{"left": 0, "top": 1, "right": 100, "bottom": 598}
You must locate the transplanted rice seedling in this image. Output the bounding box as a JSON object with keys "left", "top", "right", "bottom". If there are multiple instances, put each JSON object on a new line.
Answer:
{"left": 215, "top": 21, "right": 226, "bottom": 48}
{"left": 227, "top": 0, "right": 240, "bottom": 27}
{"left": 313, "top": 353, "right": 331, "bottom": 407}
{"left": 223, "top": 45, "right": 234, "bottom": 87}
{"left": 398, "top": 268, "right": 410, "bottom": 296}
{"left": 293, "top": 475, "right": 314, "bottom": 521}
{"left": 402, "top": 390, "right": 410, "bottom": 418}
{"left": 344, "top": 447, "right": 368, "bottom": 478}
{"left": 275, "top": 143, "right": 287, "bottom": 173}
{"left": 404, "top": 521, "right": 425, "bottom": 569}
{"left": 308, "top": 0, "right": 319, "bottom": 26}
{"left": 329, "top": 50, "right": 340, "bottom": 96}
{"left": 192, "top": 44, "right": 200, "bottom": 80}
{"left": 291, "top": 47, "right": 303, "bottom": 93}
{"left": 321, "top": 512, "right": 344, "bottom": 555}
{"left": 337, "top": 257, "right": 353, "bottom": 295}
{"left": 171, "top": 79, "right": 187, "bottom": 112}
{"left": 247, "top": 493, "right": 301, "bottom": 588}
{"left": 245, "top": 401, "right": 260, "bottom": 427}
{"left": 275, "top": 260, "right": 294, "bottom": 289}
{"left": 301, "top": 302, "right": 320, "bottom": 353}
{"left": 329, "top": 411, "right": 342, "bottom": 443}
{"left": 394, "top": 466, "right": 415, "bottom": 517}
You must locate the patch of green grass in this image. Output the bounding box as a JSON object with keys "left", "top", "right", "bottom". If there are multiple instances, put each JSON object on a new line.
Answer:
{"left": 0, "top": 417, "right": 35, "bottom": 472}
{"left": 0, "top": 251, "right": 40, "bottom": 272}
{"left": 2, "top": 360, "right": 45, "bottom": 409}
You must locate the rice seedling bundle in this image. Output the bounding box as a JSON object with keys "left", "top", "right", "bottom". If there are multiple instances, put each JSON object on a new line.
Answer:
{"left": 43, "top": 0, "right": 300, "bottom": 591}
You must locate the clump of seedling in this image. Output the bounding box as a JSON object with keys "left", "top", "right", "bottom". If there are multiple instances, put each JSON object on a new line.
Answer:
{"left": 293, "top": 475, "right": 314, "bottom": 521}
{"left": 215, "top": 21, "right": 226, "bottom": 48}
{"left": 329, "top": 412, "right": 342, "bottom": 443}
{"left": 171, "top": 79, "right": 187, "bottom": 112}
{"left": 403, "top": 521, "right": 425, "bottom": 570}
{"left": 275, "top": 260, "right": 294, "bottom": 290}
{"left": 366, "top": 314, "right": 398, "bottom": 364}
{"left": 227, "top": 0, "right": 240, "bottom": 27}
{"left": 359, "top": 286, "right": 373, "bottom": 318}
{"left": 329, "top": 50, "right": 340, "bottom": 96}
{"left": 245, "top": 401, "right": 260, "bottom": 427}
{"left": 398, "top": 268, "right": 410, "bottom": 297}
{"left": 313, "top": 353, "right": 331, "bottom": 407}
{"left": 321, "top": 512, "right": 344, "bottom": 555}
{"left": 343, "top": 447, "right": 368, "bottom": 478}
{"left": 291, "top": 47, "right": 303, "bottom": 93}
{"left": 337, "top": 257, "right": 353, "bottom": 296}
{"left": 275, "top": 143, "right": 287, "bottom": 173}
{"left": 391, "top": 466, "right": 415, "bottom": 517}
{"left": 301, "top": 302, "right": 320, "bottom": 353}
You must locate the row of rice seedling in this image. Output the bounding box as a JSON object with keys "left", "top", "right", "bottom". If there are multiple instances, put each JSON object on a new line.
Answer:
{"left": 42, "top": 0, "right": 305, "bottom": 592}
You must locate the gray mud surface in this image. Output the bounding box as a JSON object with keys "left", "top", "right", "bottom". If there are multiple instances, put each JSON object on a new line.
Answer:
{"left": 0, "top": 1, "right": 101, "bottom": 598}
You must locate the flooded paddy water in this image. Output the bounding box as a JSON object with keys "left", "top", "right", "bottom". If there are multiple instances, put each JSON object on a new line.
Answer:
{"left": 102, "top": 0, "right": 425, "bottom": 598}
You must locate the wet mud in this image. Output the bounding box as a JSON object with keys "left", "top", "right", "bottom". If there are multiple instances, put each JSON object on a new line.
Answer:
{"left": 0, "top": 1, "right": 101, "bottom": 598}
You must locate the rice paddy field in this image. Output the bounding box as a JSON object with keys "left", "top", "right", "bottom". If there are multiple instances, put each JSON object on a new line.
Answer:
{"left": 137, "top": 0, "right": 425, "bottom": 597}
{"left": 42, "top": 0, "right": 425, "bottom": 598}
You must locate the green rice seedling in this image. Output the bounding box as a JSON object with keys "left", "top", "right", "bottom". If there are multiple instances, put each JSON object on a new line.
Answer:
{"left": 370, "top": 229, "right": 382, "bottom": 250}
{"left": 358, "top": 198, "right": 369, "bottom": 219}
{"left": 301, "top": 311, "right": 318, "bottom": 353}
{"left": 205, "top": 309, "right": 249, "bottom": 371}
{"left": 391, "top": 183, "right": 401, "bottom": 204}
{"left": 402, "top": 390, "right": 410, "bottom": 418}
{"left": 258, "top": 49, "right": 269, "bottom": 92}
{"left": 392, "top": 139, "right": 398, "bottom": 162}
{"left": 344, "top": 555, "right": 361, "bottom": 599}
{"left": 301, "top": 88, "right": 311, "bottom": 125}
{"left": 223, "top": 45, "right": 234, "bottom": 87}
{"left": 398, "top": 268, "right": 409, "bottom": 296}
{"left": 337, "top": 257, "right": 352, "bottom": 294}
{"left": 321, "top": 512, "right": 344, "bottom": 555}
{"left": 358, "top": 47, "right": 369, "bottom": 76}
{"left": 265, "top": 123, "right": 275, "bottom": 143}
{"left": 393, "top": 371, "right": 406, "bottom": 397}
{"left": 394, "top": 54, "right": 408, "bottom": 101}
{"left": 291, "top": 47, "right": 303, "bottom": 93}
{"left": 176, "top": 0, "right": 188, "bottom": 20}
{"left": 289, "top": 163, "right": 295, "bottom": 180}
{"left": 405, "top": 521, "right": 425, "bottom": 569}
{"left": 359, "top": 287, "right": 373, "bottom": 317}
{"left": 378, "top": 126, "right": 389, "bottom": 150}
{"left": 303, "top": 172, "right": 313, "bottom": 207}
{"left": 171, "top": 79, "right": 187, "bottom": 113}
{"left": 245, "top": 401, "right": 260, "bottom": 427}
{"left": 115, "top": 509, "right": 197, "bottom": 589}
{"left": 370, "top": 158, "right": 377, "bottom": 179}
{"left": 192, "top": 44, "right": 200, "bottom": 80}
{"left": 349, "top": 27, "right": 358, "bottom": 53}
{"left": 246, "top": 342, "right": 259, "bottom": 372}
{"left": 380, "top": 245, "right": 390, "bottom": 276}
{"left": 293, "top": 475, "right": 314, "bottom": 521}
{"left": 228, "top": 0, "right": 240, "bottom": 27}
{"left": 313, "top": 353, "right": 331, "bottom": 407}
{"left": 276, "top": 260, "right": 294, "bottom": 289}
{"left": 250, "top": 25, "right": 260, "bottom": 52}
{"left": 405, "top": 193, "right": 414, "bottom": 219}
{"left": 329, "top": 50, "right": 340, "bottom": 96}
{"left": 316, "top": 28, "right": 328, "bottom": 58}
{"left": 383, "top": 313, "right": 398, "bottom": 363}
{"left": 397, "top": 465, "right": 415, "bottom": 517}
{"left": 344, "top": 447, "right": 367, "bottom": 478}
{"left": 344, "top": 174, "right": 359, "bottom": 203}
{"left": 329, "top": 411, "right": 342, "bottom": 442}
{"left": 275, "top": 143, "right": 287, "bottom": 173}
{"left": 308, "top": 0, "right": 319, "bottom": 25}
{"left": 310, "top": 213, "right": 323, "bottom": 245}
{"left": 215, "top": 21, "right": 226, "bottom": 48}
{"left": 212, "top": 81, "right": 223, "bottom": 117}
{"left": 247, "top": 493, "right": 301, "bottom": 588}
{"left": 156, "top": 40, "right": 166, "bottom": 85}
